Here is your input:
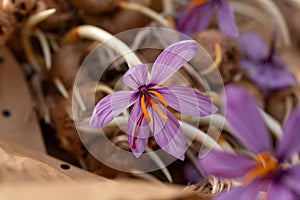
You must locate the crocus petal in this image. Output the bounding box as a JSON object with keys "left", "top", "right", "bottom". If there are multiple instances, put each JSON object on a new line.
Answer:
{"left": 177, "top": 3, "right": 215, "bottom": 36}
{"left": 217, "top": 0, "right": 239, "bottom": 37}
{"left": 127, "top": 99, "right": 149, "bottom": 158}
{"left": 225, "top": 86, "right": 271, "bottom": 153}
{"left": 284, "top": 165, "right": 300, "bottom": 196}
{"left": 199, "top": 150, "right": 255, "bottom": 179}
{"left": 123, "top": 64, "right": 148, "bottom": 90}
{"left": 268, "top": 182, "right": 296, "bottom": 200}
{"left": 239, "top": 33, "right": 268, "bottom": 60}
{"left": 155, "top": 86, "right": 218, "bottom": 116}
{"left": 276, "top": 107, "right": 300, "bottom": 161}
{"left": 148, "top": 105, "right": 186, "bottom": 160}
{"left": 216, "top": 181, "right": 262, "bottom": 200}
{"left": 149, "top": 40, "right": 198, "bottom": 85}
{"left": 248, "top": 59, "right": 296, "bottom": 93}
{"left": 90, "top": 91, "right": 138, "bottom": 128}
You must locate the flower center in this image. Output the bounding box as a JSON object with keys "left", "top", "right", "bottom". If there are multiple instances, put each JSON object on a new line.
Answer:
{"left": 140, "top": 90, "right": 168, "bottom": 123}
{"left": 185, "top": 0, "right": 210, "bottom": 13}
{"left": 131, "top": 90, "right": 169, "bottom": 150}
{"left": 243, "top": 152, "right": 278, "bottom": 184}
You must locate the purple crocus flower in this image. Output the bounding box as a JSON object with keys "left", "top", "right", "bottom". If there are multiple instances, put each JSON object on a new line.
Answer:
{"left": 239, "top": 33, "right": 296, "bottom": 94}
{"left": 90, "top": 40, "right": 218, "bottom": 160}
{"left": 199, "top": 85, "right": 300, "bottom": 199}
{"left": 177, "top": 0, "right": 238, "bottom": 37}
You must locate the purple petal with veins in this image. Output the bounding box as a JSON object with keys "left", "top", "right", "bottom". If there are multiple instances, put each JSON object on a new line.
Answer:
{"left": 127, "top": 99, "right": 149, "bottom": 158}
{"left": 225, "top": 86, "right": 271, "bottom": 153}
{"left": 90, "top": 91, "right": 138, "bottom": 128}
{"left": 149, "top": 40, "right": 198, "bottom": 85}
{"left": 156, "top": 86, "right": 218, "bottom": 116}
{"left": 217, "top": 0, "right": 239, "bottom": 37}
{"left": 123, "top": 64, "right": 148, "bottom": 90}
{"left": 276, "top": 107, "right": 300, "bottom": 161}
{"left": 148, "top": 105, "right": 186, "bottom": 160}
{"left": 200, "top": 150, "right": 255, "bottom": 179}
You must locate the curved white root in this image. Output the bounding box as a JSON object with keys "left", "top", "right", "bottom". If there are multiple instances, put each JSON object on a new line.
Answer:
{"left": 21, "top": 9, "right": 56, "bottom": 71}
{"left": 53, "top": 77, "right": 69, "bottom": 99}
{"left": 63, "top": 25, "right": 142, "bottom": 67}
{"left": 34, "top": 28, "right": 51, "bottom": 70}
{"left": 258, "top": 108, "right": 283, "bottom": 138}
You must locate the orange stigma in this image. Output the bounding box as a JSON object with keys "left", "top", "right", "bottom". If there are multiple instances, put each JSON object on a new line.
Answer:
{"left": 140, "top": 91, "right": 169, "bottom": 123}
{"left": 186, "top": 0, "right": 210, "bottom": 13}
{"left": 243, "top": 152, "right": 278, "bottom": 185}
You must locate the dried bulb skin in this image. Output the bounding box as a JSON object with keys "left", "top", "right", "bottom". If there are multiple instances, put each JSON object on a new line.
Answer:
{"left": 193, "top": 29, "right": 241, "bottom": 85}
{"left": 266, "top": 87, "right": 299, "bottom": 122}
{"left": 81, "top": 0, "right": 151, "bottom": 34}
{"left": 12, "top": 0, "right": 37, "bottom": 18}
{"left": 0, "top": 2, "right": 17, "bottom": 45}
{"left": 71, "top": 0, "right": 118, "bottom": 15}
{"left": 34, "top": 0, "right": 75, "bottom": 32}
{"left": 48, "top": 42, "right": 90, "bottom": 89}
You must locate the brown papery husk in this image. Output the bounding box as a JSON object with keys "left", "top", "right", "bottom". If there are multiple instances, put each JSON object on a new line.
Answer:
{"left": 193, "top": 29, "right": 241, "bottom": 85}
{"left": 266, "top": 87, "right": 299, "bottom": 122}
{"left": 48, "top": 42, "right": 91, "bottom": 89}
{"left": 71, "top": 0, "right": 118, "bottom": 15}
{"left": 34, "top": 0, "right": 77, "bottom": 32}
{"left": 80, "top": 0, "right": 151, "bottom": 34}
{"left": 0, "top": 2, "right": 17, "bottom": 45}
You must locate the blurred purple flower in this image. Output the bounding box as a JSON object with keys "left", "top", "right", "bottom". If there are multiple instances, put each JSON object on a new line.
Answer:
{"left": 239, "top": 33, "right": 296, "bottom": 94}
{"left": 199, "top": 85, "right": 300, "bottom": 199}
{"left": 177, "top": 0, "right": 238, "bottom": 37}
{"left": 90, "top": 40, "right": 218, "bottom": 160}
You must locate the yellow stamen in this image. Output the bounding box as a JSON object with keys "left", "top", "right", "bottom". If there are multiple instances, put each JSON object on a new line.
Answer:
{"left": 149, "top": 90, "right": 168, "bottom": 107}
{"left": 186, "top": 0, "right": 210, "bottom": 13}
{"left": 141, "top": 95, "right": 151, "bottom": 122}
{"left": 243, "top": 152, "right": 278, "bottom": 185}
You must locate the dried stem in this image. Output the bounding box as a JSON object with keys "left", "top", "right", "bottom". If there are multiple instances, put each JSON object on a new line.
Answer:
{"left": 34, "top": 28, "right": 51, "bottom": 70}
{"left": 31, "top": 74, "right": 51, "bottom": 124}
{"left": 145, "top": 147, "right": 173, "bottom": 183}
{"left": 251, "top": 0, "right": 291, "bottom": 46}
{"left": 118, "top": 1, "right": 170, "bottom": 27}
{"left": 63, "top": 25, "right": 142, "bottom": 67}
{"left": 162, "top": 0, "right": 177, "bottom": 29}
{"left": 130, "top": 170, "right": 165, "bottom": 184}
{"left": 230, "top": 1, "right": 270, "bottom": 29}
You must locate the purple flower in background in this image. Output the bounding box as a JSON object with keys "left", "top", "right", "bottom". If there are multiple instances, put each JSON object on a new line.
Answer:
{"left": 199, "top": 86, "right": 300, "bottom": 199}
{"left": 177, "top": 0, "right": 238, "bottom": 37}
{"left": 239, "top": 33, "right": 296, "bottom": 94}
{"left": 90, "top": 40, "right": 218, "bottom": 160}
